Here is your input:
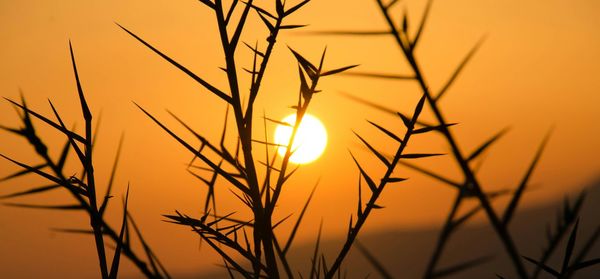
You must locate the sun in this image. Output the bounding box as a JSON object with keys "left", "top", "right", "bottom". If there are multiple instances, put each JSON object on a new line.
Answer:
{"left": 273, "top": 113, "right": 327, "bottom": 164}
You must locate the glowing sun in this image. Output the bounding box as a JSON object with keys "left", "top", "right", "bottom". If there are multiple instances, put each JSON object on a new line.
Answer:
{"left": 274, "top": 113, "right": 327, "bottom": 164}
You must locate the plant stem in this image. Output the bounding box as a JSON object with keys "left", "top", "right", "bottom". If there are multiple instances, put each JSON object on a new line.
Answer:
{"left": 326, "top": 85, "right": 422, "bottom": 278}
{"left": 214, "top": 1, "right": 280, "bottom": 276}
{"left": 39, "top": 148, "right": 161, "bottom": 278}
{"left": 423, "top": 193, "right": 462, "bottom": 279}
{"left": 372, "top": 1, "right": 529, "bottom": 278}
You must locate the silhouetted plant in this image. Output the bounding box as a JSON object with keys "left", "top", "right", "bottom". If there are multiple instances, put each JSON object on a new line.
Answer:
{"left": 0, "top": 43, "right": 169, "bottom": 279}
{"left": 519, "top": 192, "right": 600, "bottom": 279}
{"left": 2, "top": 0, "right": 599, "bottom": 278}
{"left": 312, "top": 0, "right": 600, "bottom": 279}
{"left": 117, "top": 0, "right": 360, "bottom": 277}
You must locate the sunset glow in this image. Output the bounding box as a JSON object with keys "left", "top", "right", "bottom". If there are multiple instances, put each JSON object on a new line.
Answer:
{"left": 274, "top": 114, "right": 327, "bottom": 164}
{"left": 1, "top": 0, "right": 600, "bottom": 277}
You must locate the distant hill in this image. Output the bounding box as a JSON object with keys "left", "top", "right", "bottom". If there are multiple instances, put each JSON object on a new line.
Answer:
{"left": 192, "top": 177, "right": 600, "bottom": 278}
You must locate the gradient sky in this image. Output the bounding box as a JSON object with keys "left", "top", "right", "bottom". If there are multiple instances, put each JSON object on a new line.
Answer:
{"left": 1, "top": 0, "right": 599, "bottom": 277}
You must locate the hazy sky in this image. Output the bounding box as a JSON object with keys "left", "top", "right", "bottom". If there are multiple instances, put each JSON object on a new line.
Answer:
{"left": 1, "top": 0, "right": 599, "bottom": 277}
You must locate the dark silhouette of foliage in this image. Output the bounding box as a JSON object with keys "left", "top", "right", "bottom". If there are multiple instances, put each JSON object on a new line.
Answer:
{"left": 1, "top": 0, "right": 599, "bottom": 278}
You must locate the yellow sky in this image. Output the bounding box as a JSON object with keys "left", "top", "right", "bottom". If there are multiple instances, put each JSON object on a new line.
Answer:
{"left": 1, "top": 0, "right": 600, "bottom": 277}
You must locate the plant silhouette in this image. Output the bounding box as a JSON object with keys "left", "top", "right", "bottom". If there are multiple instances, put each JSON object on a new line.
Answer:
{"left": 1, "top": 0, "right": 599, "bottom": 278}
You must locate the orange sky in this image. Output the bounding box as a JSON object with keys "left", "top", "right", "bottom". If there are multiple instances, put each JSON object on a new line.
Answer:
{"left": 1, "top": 0, "right": 600, "bottom": 277}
